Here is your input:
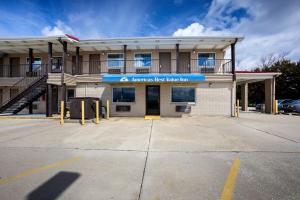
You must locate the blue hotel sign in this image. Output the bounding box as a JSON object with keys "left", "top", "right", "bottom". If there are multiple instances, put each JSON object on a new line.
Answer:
{"left": 102, "top": 74, "right": 205, "bottom": 83}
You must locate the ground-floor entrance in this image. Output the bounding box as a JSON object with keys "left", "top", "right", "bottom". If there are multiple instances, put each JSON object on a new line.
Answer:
{"left": 146, "top": 85, "right": 160, "bottom": 115}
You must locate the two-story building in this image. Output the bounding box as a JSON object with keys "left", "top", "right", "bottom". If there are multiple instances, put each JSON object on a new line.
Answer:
{"left": 0, "top": 35, "right": 279, "bottom": 117}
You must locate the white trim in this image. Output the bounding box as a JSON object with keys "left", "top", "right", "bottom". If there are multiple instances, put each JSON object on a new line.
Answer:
{"left": 133, "top": 52, "right": 152, "bottom": 68}
{"left": 170, "top": 86, "right": 196, "bottom": 103}
{"left": 112, "top": 86, "right": 136, "bottom": 103}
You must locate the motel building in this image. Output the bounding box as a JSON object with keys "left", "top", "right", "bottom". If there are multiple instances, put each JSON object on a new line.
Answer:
{"left": 0, "top": 35, "right": 280, "bottom": 117}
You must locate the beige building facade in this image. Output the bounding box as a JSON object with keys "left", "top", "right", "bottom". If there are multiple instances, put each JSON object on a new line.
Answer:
{"left": 0, "top": 35, "right": 279, "bottom": 117}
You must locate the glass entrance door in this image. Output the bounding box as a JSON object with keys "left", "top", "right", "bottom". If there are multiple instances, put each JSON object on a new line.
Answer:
{"left": 146, "top": 85, "right": 160, "bottom": 115}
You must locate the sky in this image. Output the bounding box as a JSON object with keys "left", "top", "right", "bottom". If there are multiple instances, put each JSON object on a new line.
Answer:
{"left": 0, "top": 0, "right": 299, "bottom": 69}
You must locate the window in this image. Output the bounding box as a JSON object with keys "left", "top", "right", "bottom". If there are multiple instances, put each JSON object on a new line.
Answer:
{"left": 134, "top": 53, "right": 151, "bottom": 67}
{"left": 52, "top": 57, "right": 62, "bottom": 71}
{"left": 198, "top": 53, "right": 215, "bottom": 67}
{"left": 26, "top": 57, "right": 42, "bottom": 70}
{"left": 113, "top": 87, "right": 135, "bottom": 102}
{"left": 108, "top": 54, "right": 124, "bottom": 68}
{"left": 67, "top": 89, "right": 75, "bottom": 102}
{"left": 171, "top": 87, "right": 195, "bottom": 103}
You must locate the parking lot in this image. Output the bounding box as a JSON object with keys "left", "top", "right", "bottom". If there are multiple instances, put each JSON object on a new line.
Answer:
{"left": 0, "top": 113, "right": 299, "bottom": 200}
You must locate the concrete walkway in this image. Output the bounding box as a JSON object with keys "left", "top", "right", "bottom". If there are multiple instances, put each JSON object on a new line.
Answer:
{"left": 0, "top": 113, "right": 299, "bottom": 199}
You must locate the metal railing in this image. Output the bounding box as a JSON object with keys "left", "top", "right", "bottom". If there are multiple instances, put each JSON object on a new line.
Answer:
{"left": 0, "top": 64, "right": 47, "bottom": 78}
{"left": 0, "top": 65, "right": 47, "bottom": 106}
{"left": 70, "top": 59, "right": 232, "bottom": 75}
{"left": 0, "top": 59, "right": 232, "bottom": 77}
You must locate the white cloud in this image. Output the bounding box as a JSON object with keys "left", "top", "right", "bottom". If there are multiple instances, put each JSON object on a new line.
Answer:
{"left": 41, "top": 20, "right": 74, "bottom": 36}
{"left": 173, "top": 22, "right": 230, "bottom": 36}
{"left": 172, "top": 0, "right": 300, "bottom": 70}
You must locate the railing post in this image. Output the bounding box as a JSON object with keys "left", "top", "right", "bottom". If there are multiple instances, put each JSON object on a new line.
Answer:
{"left": 60, "top": 101, "right": 64, "bottom": 124}
{"left": 96, "top": 100, "right": 99, "bottom": 124}
{"left": 81, "top": 100, "right": 85, "bottom": 125}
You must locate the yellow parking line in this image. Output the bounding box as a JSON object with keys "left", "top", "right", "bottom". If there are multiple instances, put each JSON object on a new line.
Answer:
{"left": 0, "top": 156, "right": 82, "bottom": 185}
{"left": 220, "top": 158, "right": 241, "bottom": 200}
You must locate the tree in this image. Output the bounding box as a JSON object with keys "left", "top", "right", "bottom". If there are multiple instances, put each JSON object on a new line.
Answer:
{"left": 239, "top": 56, "right": 300, "bottom": 105}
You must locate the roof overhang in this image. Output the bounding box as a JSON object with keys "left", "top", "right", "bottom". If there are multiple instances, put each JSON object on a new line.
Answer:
{"left": 78, "top": 36, "right": 244, "bottom": 51}
{"left": 236, "top": 72, "right": 281, "bottom": 84}
{"left": 0, "top": 35, "right": 243, "bottom": 54}
{"left": 0, "top": 34, "right": 79, "bottom": 54}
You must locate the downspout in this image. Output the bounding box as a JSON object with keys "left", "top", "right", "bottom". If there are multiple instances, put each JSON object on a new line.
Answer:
{"left": 231, "top": 38, "right": 238, "bottom": 117}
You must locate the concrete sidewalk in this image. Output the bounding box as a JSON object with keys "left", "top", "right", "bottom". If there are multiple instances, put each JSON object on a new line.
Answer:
{"left": 0, "top": 113, "right": 299, "bottom": 200}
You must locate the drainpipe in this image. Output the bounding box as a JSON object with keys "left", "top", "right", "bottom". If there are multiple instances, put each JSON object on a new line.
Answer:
{"left": 123, "top": 45, "right": 127, "bottom": 74}
{"left": 46, "top": 42, "right": 53, "bottom": 117}
{"left": 28, "top": 48, "right": 33, "bottom": 114}
{"left": 58, "top": 38, "right": 67, "bottom": 115}
{"left": 176, "top": 43, "right": 179, "bottom": 73}
{"left": 230, "top": 38, "right": 238, "bottom": 117}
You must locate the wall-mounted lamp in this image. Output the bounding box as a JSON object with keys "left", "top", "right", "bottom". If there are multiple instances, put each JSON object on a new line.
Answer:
{"left": 102, "top": 52, "right": 105, "bottom": 56}
{"left": 192, "top": 49, "right": 196, "bottom": 54}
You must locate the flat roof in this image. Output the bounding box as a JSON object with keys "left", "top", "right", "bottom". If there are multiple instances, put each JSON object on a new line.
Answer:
{"left": 0, "top": 35, "right": 79, "bottom": 54}
{"left": 236, "top": 71, "right": 281, "bottom": 84}
{"left": 0, "top": 35, "right": 243, "bottom": 54}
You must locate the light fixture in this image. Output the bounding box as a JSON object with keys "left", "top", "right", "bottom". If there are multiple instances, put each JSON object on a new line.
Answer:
{"left": 192, "top": 49, "right": 196, "bottom": 54}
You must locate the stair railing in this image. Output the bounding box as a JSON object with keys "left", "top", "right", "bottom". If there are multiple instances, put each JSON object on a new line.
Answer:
{"left": 0, "top": 64, "right": 47, "bottom": 107}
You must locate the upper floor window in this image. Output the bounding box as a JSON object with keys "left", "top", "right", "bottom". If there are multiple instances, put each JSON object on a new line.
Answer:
{"left": 198, "top": 53, "right": 215, "bottom": 67}
{"left": 26, "top": 57, "right": 42, "bottom": 70}
{"left": 52, "top": 57, "right": 62, "bottom": 72}
{"left": 134, "top": 53, "right": 151, "bottom": 67}
{"left": 108, "top": 53, "right": 124, "bottom": 68}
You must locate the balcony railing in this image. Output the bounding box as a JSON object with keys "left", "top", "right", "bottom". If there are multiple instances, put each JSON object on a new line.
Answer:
{"left": 0, "top": 64, "right": 47, "bottom": 78}
{"left": 0, "top": 59, "right": 232, "bottom": 77}
{"left": 72, "top": 59, "right": 232, "bottom": 75}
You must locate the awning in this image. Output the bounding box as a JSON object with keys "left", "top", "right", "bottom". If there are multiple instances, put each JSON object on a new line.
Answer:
{"left": 236, "top": 71, "right": 281, "bottom": 84}
{"left": 102, "top": 74, "right": 206, "bottom": 83}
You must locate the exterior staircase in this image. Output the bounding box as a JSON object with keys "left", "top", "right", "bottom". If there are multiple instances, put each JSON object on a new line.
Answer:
{"left": 0, "top": 75, "right": 47, "bottom": 115}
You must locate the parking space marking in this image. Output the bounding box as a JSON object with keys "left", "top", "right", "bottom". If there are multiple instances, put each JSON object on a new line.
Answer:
{"left": 0, "top": 156, "right": 82, "bottom": 185}
{"left": 220, "top": 158, "right": 240, "bottom": 200}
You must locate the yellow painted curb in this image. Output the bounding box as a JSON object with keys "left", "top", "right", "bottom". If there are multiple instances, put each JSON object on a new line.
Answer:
{"left": 144, "top": 115, "right": 160, "bottom": 120}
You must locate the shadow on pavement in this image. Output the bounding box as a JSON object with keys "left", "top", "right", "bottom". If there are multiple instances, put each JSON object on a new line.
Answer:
{"left": 26, "top": 171, "right": 80, "bottom": 200}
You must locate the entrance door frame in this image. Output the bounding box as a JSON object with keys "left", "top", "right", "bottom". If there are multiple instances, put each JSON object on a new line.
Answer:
{"left": 145, "top": 85, "right": 160, "bottom": 115}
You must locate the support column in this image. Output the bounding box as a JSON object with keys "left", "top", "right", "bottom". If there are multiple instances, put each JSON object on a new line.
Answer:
{"left": 46, "top": 42, "right": 53, "bottom": 117}
{"left": 76, "top": 46, "right": 80, "bottom": 75}
{"left": 265, "top": 78, "right": 275, "bottom": 114}
{"left": 176, "top": 43, "right": 179, "bottom": 73}
{"left": 61, "top": 41, "right": 67, "bottom": 107}
{"left": 28, "top": 48, "right": 33, "bottom": 114}
{"left": 123, "top": 45, "right": 127, "bottom": 74}
{"left": 241, "top": 82, "right": 248, "bottom": 111}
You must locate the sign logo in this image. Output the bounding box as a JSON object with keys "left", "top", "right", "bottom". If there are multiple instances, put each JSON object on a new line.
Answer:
{"left": 120, "top": 77, "right": 129, "bottom": 82}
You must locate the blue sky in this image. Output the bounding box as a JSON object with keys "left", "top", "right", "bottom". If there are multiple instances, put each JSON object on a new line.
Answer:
{"left": 0, "top": 0, "right": 299, "bottom": 69}
{"left": 0, "top": 0, "right": 213, "bottom": 37}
